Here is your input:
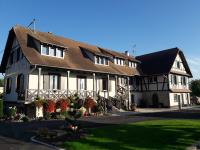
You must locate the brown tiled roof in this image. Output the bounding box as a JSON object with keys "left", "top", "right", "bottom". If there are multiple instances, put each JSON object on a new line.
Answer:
{"left": 98, "top": 47, "right": 140, "bottom": 62}
{"left": 0, "top": 25, "right": 140, "bottom": 76}
{"left": 136, "top": 48, "right": 192, "bottom": 77}
{"left": 170, "top": 89, "right": 191, "bottom": 93}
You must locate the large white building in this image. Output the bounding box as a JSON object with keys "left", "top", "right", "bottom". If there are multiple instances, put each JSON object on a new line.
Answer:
{"left": 0, "top": 25, "right": 192, "bottom": 115}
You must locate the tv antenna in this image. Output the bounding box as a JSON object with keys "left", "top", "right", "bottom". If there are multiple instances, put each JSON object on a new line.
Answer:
{"left": 27, "top": 19, "right": 36, "bottom": 33}
{"left": 132, "top": 44, "right": 136, "bottom": 55}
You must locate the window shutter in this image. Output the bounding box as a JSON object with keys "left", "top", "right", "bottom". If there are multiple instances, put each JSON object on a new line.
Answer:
{"left": 43, "top": 74, "right": 49, "bottom": 89}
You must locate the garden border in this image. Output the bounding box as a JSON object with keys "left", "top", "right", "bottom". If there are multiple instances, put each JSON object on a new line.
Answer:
{"left": 30, "top": 136, "right": 65, "bottom": 150}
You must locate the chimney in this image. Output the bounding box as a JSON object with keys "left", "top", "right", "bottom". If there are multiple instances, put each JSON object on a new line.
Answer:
{"left": 125, "top": 51, "right": 129, "bottom": 56}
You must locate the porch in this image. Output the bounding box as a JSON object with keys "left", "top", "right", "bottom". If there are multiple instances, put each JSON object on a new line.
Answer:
{"left": 24, "top": 89, "right": 99, "bottom": 102}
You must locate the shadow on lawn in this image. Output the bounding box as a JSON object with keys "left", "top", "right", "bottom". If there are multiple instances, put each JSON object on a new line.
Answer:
{"left": 133, "top": 110, "right": 200, "bottom": 120}
{"left": 0, "top": 120, "right": 111, "bottom": 142}
{"left": 64, "top": 120, "right": 200, "bottom": 150}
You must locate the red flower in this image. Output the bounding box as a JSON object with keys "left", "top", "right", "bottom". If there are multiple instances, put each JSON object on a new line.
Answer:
{"left": 84, "top": 97, "right": 96, "bottom": 109}
{"left": 56, "top": 99, "right": 70, "bottom": 112}
{"left": 46, "top": 100, "right": 56, "bottom": 113}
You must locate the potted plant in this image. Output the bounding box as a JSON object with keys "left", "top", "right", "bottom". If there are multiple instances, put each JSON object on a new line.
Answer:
{"left": 130, "top": 103, "right": 137, "bottom": 111}
{"left": 33, "top": 97, "right": 46, "bottom": 108}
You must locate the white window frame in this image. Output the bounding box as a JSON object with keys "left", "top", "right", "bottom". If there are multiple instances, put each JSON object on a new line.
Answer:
{"left": 41, "top": 44, "right": 65, "bottom": 59}
{"left": 95, "top": 55, "right": 109, "bottom": 66}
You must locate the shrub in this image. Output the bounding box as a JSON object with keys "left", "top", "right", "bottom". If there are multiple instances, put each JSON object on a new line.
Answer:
{"left": 44, "top": 112, "right": 51, "bottom": 120}
{"left": 33, "top": 98, "right": 46, "bottom": 108}
{"left": 0, "top": 100, "right": 3, "bottom": 118}
{"left": 45, "top": 100, "right": 56, "bottom": 113}
{"left": 56, "top": 99, "right": 70, "bottom": 112}
{"left": 8, "top": 106, "right": 17, "bottom": 118}
{"left": 84, "top": 97, "right": 97, "bottom": 110}
{"left": 21, "top": 116, "right": 30, "bottom": 122}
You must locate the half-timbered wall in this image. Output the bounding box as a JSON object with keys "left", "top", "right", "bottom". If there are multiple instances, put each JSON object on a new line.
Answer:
{"left": 171, "top": 53, "right": 187, "bottom": 73}
{"left": 5, "top": 37, "right": 30, "bottom": 102}
{"left": 168, "top": 74, "right": 189, "bottom": 89}
{"left": 142, "top": 91, "right": 170, "bottom": 107}
{"left": 140, "top": 75, "right": 169, "bottom": 91}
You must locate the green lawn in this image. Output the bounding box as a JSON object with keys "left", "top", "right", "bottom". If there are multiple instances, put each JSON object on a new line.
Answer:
{"left": 63, "top": 120, "right": 200, "bottom": 150}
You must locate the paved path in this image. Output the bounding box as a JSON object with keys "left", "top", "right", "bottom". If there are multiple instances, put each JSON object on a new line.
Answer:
{"left": 0, "top": 136, "right": 54, "bottom": 150}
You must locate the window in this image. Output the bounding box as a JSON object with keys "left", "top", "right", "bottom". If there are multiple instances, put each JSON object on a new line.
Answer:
{"left": 16, "top": 74, "right": 24, "bottom": 93}
{"left": 177, "top": 61, "right": 180, "bottom": 69}
{"left": 129, "top": 78, "right": 133, "bottom": 85}
{"left": 174, "top": 94, "right": 178, "bottom": 102}
{"left": 102, "top": 78, "right": 108, "bottom": 91}
{"left": 173, "top": 75, "right": 177, "bottom": 85}
{"left": 41, "top": 45, "right": 49, "bottom": 55}
{"left": 183, "top": 77, "right": 186, "bottom": 85}
{"left": 49, "top": 74, "right": 60, "bottom": 90}
{"left": 56, "top": 48, "right": 63, "bottom": 57}
{"left": 41, "top": 44, "right": 64, "bottom": 58}
{"left": 136, "top": 78, "right": 140, "bottom": 86}
{"left": 153, "top": 76, "right": 157, "bottom": 82}
{"left": 115, "top": 57, "right": 125, "bottom": 66}
{"left": 105, "top": 58, "right": 108, "bottom": 65}
{"left": 128, "top": 61, "right": 137, "bottom": 68}
{"left": 96, "top": 78, "right": 110, "bottom": 91}
{"left": 118, "top": 77, "right": 127, "bottom": 85}
{"left": 77, "top": 76, "right": 86, "bottom": 91}
{"left": 96, "top": 56, "right": 100, "bottom": 64}
{"left": 101, "top": 57, "right": 104, "bottom": 64}
{"left": 49, "top": 47, "right": 56, "bottom": 56}
{"left": 6, "top": 78, "right": 12, "bottom": 94}
{"left": 95, "top": 56, "right": 109, "bottom": 65}
{"left": 148, "top": 77, "right": 153, "bottom": 83}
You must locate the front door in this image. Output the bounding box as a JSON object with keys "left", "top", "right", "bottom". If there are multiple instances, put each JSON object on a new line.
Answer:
{"left": 152, "top": 93, "right": 159, "bottom": 107}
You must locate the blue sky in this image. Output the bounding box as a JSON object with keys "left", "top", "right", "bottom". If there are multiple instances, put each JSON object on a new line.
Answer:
{"left": 0, "top": 0, "right": 200, "bottom": 78}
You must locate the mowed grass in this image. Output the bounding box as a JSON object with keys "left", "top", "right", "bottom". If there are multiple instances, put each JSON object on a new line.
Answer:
{"left": 63, "top": 119, "right": 200, "bottom": 150}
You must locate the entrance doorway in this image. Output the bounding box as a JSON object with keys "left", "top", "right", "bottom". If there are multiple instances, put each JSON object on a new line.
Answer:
{"left": 152, "top": 93, "right": 159, "bottom": 107}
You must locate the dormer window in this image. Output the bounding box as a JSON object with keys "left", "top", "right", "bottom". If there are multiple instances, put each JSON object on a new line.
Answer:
{"left": 41, "top": 45, "right": 49, "bottom": 55}
{"left": 128, "top": 61, "right": 137, "bottom": 68}
{"left": 95, "top": 55, "right": 109, "bottom": 65}
{"left": 115, "top": 57, "right": 125, "bottom": 66}
{"left": 49, "top": 47, "right": 56, "bottom": 56}
{"left": 41, "top": 44, "right": 64, "bottom": 58}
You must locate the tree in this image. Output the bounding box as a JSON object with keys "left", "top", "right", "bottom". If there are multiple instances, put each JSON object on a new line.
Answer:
{"left": 0, "top": 79, "right": 4, "bottom": 87}
{"left": 190, "top": 80, "right": 200, "bottom": 97}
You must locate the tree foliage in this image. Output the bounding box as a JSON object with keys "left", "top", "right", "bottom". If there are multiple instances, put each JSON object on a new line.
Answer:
{"left": 0, "top": 78, "right": 4, "bottom": 87}
{"left": 190, "top": 79, "right": 200, "bottom": 96}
